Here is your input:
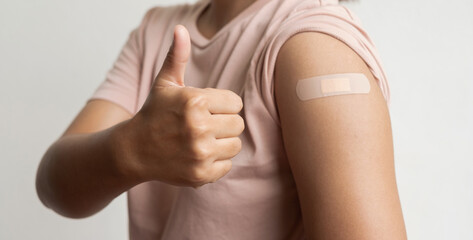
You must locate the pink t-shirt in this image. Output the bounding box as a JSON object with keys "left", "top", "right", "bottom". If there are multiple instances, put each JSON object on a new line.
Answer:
{"left": 89, "top": 0, "right": 390, "bottom": 239}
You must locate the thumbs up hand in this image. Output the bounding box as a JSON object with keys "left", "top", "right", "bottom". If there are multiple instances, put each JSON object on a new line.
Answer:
{"left": 120, "top": 25, "right": 244, "bottom": 188}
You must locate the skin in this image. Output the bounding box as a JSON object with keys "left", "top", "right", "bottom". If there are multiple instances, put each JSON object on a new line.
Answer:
{"left": 36, "top": 0, "right": 408, "bottom": 238}
{"left": 36, "top": 25, "right": 244, "bottom": 218}
{"left": 197, "top": 0, "right": 257, "bottom": 38}
{"left": 275, "top": 33, "right": 407, "bottom": 239}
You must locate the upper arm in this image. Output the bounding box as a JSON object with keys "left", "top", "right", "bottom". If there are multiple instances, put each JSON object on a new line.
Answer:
{"left": 275, "top": 32, "right": 406, "bottom": 239}
{"left": 62, "top": 99, "right": 132, "bottom": 136}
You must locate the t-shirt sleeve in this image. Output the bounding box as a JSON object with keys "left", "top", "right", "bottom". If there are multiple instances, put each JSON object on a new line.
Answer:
{"left": 259, "top": 4, "right": 391, "bottom": 124}
{"left": 87, "top": 9, "right": 155, "bottom": 115}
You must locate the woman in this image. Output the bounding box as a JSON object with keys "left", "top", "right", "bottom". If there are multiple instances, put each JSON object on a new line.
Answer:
{"left": 36, "top": 0, "right": 407, "bottom": 239}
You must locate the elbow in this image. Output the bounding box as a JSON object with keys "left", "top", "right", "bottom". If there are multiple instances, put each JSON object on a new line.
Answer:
{"left": 35, "top": 171, "right": 50, "bottom": 211}
{"left": 35, "top": 174, "right": 95, "bottom": 219}
{"left": 35, "top": 151, "right": 54, "bottom": 211}
{"left": 35, "top": 151, "right": 94, "bottom": 219}
{"left": 54, "top": 207, "right": 98, "bottom": 219}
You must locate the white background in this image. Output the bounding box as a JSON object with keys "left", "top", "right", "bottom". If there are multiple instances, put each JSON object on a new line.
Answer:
{"left": 1, "top": 0, "right": 472, "bottom": 239}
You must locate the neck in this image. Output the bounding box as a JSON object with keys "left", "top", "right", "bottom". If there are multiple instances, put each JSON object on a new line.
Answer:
{"left": 197, "top": 0, "right": 257, "bottom": 39}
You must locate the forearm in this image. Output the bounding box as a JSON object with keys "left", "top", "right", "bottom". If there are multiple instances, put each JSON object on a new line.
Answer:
{"left": 35, "top": 120, "right": 139, "bottom": 218}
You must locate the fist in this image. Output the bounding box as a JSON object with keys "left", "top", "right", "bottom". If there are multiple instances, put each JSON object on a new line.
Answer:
{"left": 124, "top": 25, "right": 244, "bottom": 188}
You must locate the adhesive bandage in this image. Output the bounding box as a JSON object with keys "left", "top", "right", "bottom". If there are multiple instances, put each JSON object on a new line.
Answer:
{"left": 295, "top": 73, "right": 371, "bottom": 101}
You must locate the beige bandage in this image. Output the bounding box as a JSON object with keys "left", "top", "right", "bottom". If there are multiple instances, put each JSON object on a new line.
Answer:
{"left": 296, "top": 73, "right": 371, "bottom": 101}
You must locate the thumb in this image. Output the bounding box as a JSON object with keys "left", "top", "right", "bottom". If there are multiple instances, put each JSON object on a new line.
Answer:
{"left": 156, "top": 25, "right": 191, "bottom": 87}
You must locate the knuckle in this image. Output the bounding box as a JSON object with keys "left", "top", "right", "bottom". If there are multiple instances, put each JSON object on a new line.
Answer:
{"left": 184, "top": 94, "right": 208, "bottom": 111}
{"left": 185, "top": 121, "right": 208, "bottom": 139}
{"left": 188, "top": 166, "right": 208, "bottom": 183}
{"left": 180, "top": 88, "right": 195, "bottom": 99}
{"left": 210, "top": 161, "right": 233, "bottom": 183}
{"left": 182, "top": 110, "right": 196, "bottom": 126}
{"left": 189, "top": 141, "right": 211, "bottom": 161}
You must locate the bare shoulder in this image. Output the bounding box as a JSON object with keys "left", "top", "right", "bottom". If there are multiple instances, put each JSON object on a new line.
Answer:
{"left": 274, "top": 32, "right": 407, "bottom": 239}
{"left": 275, "top": 31, "right": 386, "bottom": 102}
{"left": 274, "top": 31, "right": 391, "bottom": 139}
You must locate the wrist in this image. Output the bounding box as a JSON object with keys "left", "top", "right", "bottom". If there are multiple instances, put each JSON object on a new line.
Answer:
{"left": 107, "top": 118, "right": 144, "bottom": 186}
